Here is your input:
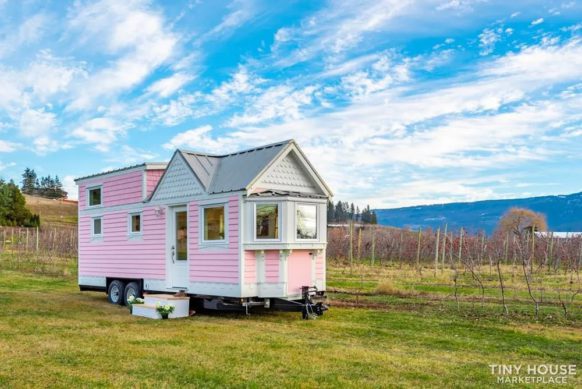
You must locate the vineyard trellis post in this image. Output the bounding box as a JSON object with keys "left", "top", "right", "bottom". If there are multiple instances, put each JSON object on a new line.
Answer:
{"left": 441, "top": 224, "right": 447, "bottom": 272}
{"left": 416, "top": 228, "right": 422, "bottom": 275}
{"left": 434, "top": 228, "right": 440, "bottom": 277}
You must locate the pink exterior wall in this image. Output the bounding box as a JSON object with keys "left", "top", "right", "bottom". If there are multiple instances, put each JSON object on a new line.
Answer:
{"left": 188, "top": 196, "right": 240, "bottom": 283}
{"left": 264, "top": 251, "right": 280, "bottom": 283}
{"left": 244, "top": 251, "right": 256, "bottom": 284}
{"left": 287, "top": 250, "right": 312, "bottom": 295}
{"left": 146, "top": 169, "right": 165, "bottom": 197}
{"left": 78, "top": 207, "right": 166, "bottom": 279}
{"left": 79, "top": 170, "right": 144, "bottom": 209}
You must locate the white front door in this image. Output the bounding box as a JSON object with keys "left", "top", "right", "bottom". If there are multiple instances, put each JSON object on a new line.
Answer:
{"left": 169, "top": 206, "right": 189, "bottom": 288}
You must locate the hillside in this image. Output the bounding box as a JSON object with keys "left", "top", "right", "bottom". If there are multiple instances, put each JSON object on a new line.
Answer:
{"left": 24, "top": 195, "right": 78, "bottom": 226}
{"left": 375, "top": 191, "right": 582, "bottom": 234}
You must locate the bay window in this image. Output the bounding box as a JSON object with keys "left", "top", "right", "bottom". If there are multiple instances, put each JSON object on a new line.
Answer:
{"left": 255, "top": 204, "right": 279, "bottom": 240}
{"left": 297, "top": 204, "right": 317, "bottom": 239}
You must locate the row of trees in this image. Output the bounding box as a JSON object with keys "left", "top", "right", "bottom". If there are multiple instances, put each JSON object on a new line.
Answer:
{"left": 21, "top": 168, "right": 67, "bottom": 199}
{"left": 0, "top": 180, "right": 40, "bottom": 227}
{"left": 327, "top": 201, "right": 378, "bottom": 224}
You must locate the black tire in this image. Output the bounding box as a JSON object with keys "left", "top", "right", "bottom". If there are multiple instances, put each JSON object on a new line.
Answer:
{"left": 123, "top": 281, "right": 142, "bottom": 306}
{"left": 107, "top": 280, "right": 125, "bottom": 305}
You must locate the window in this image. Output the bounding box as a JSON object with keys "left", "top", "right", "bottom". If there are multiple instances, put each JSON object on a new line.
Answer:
{"left": 92, "top": 217, "right": 102, "bottom": 236}
{"left": 297, "top": 204, "right": 318, "bottom": 239}
{"left": 129, "top": 213, "right": 141, "bottom": 234}
{"left": 256, "top": 204, "right": 279, "bottom": 240}
{"left": 88, "top": 187, "right": 102, "bottom": 206}
{"left": 203, "top": 206, "right": 225, "bottom": 241}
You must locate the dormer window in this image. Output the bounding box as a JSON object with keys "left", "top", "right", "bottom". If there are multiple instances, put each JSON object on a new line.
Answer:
{"left": 88, "top": 187, "right": 102, "bottom": 206}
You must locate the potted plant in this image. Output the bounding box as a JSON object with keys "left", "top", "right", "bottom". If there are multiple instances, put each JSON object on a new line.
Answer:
{"left": 127, "top": 295, "right": 144, "bottom": 314}
{"left": 156, "top": 303, "right": 175, "bottom": 320}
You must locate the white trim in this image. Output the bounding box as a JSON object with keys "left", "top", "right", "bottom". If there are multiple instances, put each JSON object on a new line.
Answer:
{"left": 199, "top": 202, "right": 229, "bottom": 247}
{"left": 238, "top": 193, "right": 245, "bottom": 297}
{"left": 128, "top": 211, "right": 143, "bottom": 237}
{"left": 75, "top": 165, "right": 147, "bottom": 184}
{"left": 87, "top": 185, "right": 103, "bottom": 208}
{"left": 253, "top": 202, "right": 282, "bottom": 242}
{"left": 295, "top": 203, "right": 319, "bottom": 241}
{"left": 78, "top": 191, "right": 245, "bottom": 217}
{"left": 78, "top": 275, "right": 106, "bottom": 287}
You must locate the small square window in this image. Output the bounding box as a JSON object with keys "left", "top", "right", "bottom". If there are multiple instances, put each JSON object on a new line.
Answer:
{"left": 93, "top": 217, "right": 102, "bottom": 236}
{"left": 203, "top": 206, "right": 225, "bottom": 241}
{"left": 89, "top": 187, "right": 102, "bottom": 206}
{"left": 130, "top": 213, "right": 141, "bottom": 234}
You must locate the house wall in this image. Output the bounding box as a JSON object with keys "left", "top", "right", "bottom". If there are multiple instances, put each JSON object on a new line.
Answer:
{"left": 287, "top": 250, "right": 313, "bottom": 296}
{"left": 78, "top": 207, "right": 166, "bottom": 280}
{"left": 146, "top": 169, "right": 165, "bottom": 197}
{"left": 188, "top": 196, "right": 240, "bottom": 283}
{"left": 79, "top": 169, "right": 144, "bottom": 209}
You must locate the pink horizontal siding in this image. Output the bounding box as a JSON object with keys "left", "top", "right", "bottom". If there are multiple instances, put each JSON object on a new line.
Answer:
{"left": 78, "top": 207, "right": 166, "bottom": 279}
{"left": 146, "top": 169, "right": 165, "bottom": 197}
{"left": 188, "top": 196, "right": 240, "bottom": 283}
{"left": 244, "top": 251, "right": 256, "bottom": 284}
{"left": 264, "top": 250, "right": 279, "bottom": 283}
{"left": 287, "top": 250, "right": 312, "bottom": 295}
{"left": 79, "top": 170, "right": 144, "bottom": 209}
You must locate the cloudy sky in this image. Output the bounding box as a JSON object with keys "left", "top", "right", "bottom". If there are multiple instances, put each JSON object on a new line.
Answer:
{"left": 0, "top": 0, "right": 581, "bottom": 207}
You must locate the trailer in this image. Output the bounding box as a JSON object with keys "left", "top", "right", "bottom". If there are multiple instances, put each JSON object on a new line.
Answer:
{"left": 75, "top": 140, "right": 331, "bottom": 318}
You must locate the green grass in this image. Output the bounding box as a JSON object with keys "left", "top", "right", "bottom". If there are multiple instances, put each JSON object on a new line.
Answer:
{"left": 0, "top": 268, "right": 581, "bottom": 388}
{"left": 24, "top": 194, "right": 78, "bottom": 226}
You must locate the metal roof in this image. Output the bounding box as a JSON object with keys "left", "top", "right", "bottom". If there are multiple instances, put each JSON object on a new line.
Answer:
{"left": 74, "top": 162, "right": 167, "bottom": 182}
{"left": 180, "top": 140, "right": 292, "bottom": 194}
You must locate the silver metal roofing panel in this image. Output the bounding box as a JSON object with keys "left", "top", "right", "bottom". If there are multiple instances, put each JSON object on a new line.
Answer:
{"left": 180, "top": 152, "right": 220, "bottom": 190}
{"left": 180, "top": 140, "right": 291, "bottom": 194}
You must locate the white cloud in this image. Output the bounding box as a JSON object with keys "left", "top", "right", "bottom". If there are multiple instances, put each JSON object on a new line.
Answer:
{"left": 163, "top": 125, "right": 242, "bottom": 154}
{"left": 200, "top": 0, "right": 255, "bottom": 42}
{"left": 71, "top": 117, "right": 131, "bottom": 152}
{"left": 106, "top": 145, "right": 157, "bottom": 165}
{"left": 61, "top": 175, "right": 78, "bottom": 200}
{"left": 19, "top": 109, "right": 60, "bottom": 154}
{"left": 67, "top": 0, "right": 178, "bottom": 109}
{"left": 479, "top": 28, "right": 501, "bottom": 55}
{"left": 146, "top": 73, "right": 194, "bottom": 98}
{"left": 0, "top": 161, "right": 16, "bottom": 171}
{"left": 531, "top": 18, "right": 544, "bottom": 26}
{"left": 228, "top": 85, "right": 317, "bottom": 126}
{"left": 0, "top": 140, "right": 19, "bottom": 153}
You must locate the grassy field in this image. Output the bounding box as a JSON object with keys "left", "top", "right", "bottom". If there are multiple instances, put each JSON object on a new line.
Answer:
{"left": 0, "top": 264, "right": 580, "bottom": 387}
{"left": 24, "top": 195, "right": 78, "bottom": 226}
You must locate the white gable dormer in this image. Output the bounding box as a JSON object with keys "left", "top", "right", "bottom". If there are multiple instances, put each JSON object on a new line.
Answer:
{"left": 251, "top": 145, "right": 331, "bottom": 196}
{"left": 151, "top": 152, "right": 204, "bottom": 201}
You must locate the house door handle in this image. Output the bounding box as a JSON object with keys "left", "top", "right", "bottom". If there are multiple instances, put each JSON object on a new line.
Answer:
{"left": 171, "top": 245, "right": 175, "bottom": 263}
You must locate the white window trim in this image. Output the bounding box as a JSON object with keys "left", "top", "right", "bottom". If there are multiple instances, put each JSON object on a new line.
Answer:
{"left": 91, "top": 216, "right": 103, "bottom": 239}
{"left": 295, "top": 203, "right": 319, "bottom": 241}
{"left": 87, "top": 185, "right": 103, "bottom": 208}
{"left": 199, "top": 202, "right": 229, "bottom": 246}
{"left": 253, "top": 202, "right": 282, "bottom": 242}
{"left": 128, "top": 212, "right": 143, "bottom": 237}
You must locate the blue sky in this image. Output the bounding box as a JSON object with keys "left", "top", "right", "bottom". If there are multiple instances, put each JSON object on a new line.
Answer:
{"left": 0, "top": 0, "right": 581, "bottom": 207}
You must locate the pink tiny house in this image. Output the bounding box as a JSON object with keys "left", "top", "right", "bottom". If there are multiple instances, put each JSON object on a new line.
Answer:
{"left": 76, "top": 140, "right": 332, "bottom": 316}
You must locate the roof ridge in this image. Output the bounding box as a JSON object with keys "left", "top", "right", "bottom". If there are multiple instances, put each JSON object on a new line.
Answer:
{"left": 180, "top": 139, "right": 294, "bottom": 159}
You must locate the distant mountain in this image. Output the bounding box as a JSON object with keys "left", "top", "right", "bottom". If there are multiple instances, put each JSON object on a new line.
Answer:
{"left": 375, "top": 192, "right": 582, "bottom": 234}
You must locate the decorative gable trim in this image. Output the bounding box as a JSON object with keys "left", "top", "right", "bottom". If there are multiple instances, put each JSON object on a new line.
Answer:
{"left": 248, "top": 142, "right": 333, "bottom": 197}
{"left": 150, "top": 152, "right": 205, "bottom": 201}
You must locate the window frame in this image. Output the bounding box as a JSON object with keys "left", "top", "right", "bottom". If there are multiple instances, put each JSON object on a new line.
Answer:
{"left": 199, "top": 202, "right": 228, "bottom": 246}
{"left": 253, "top": 202, "right": 281, "bottom": 242}
{"left": 295, "top": 203, "right": 319, "bottom": 241}
{"left": 87, "top": 185, "right": 103, "bottom": 208}
{"left": 92, "top": 216, "right": 103, "bottom": 238}
{"left": 128, "top": 212, "right": 142, "bottom": 236}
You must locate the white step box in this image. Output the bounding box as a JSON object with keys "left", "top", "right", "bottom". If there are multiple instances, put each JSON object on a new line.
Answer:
{"left": 132, "top": 294, "right": 190, "bottom": 319}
